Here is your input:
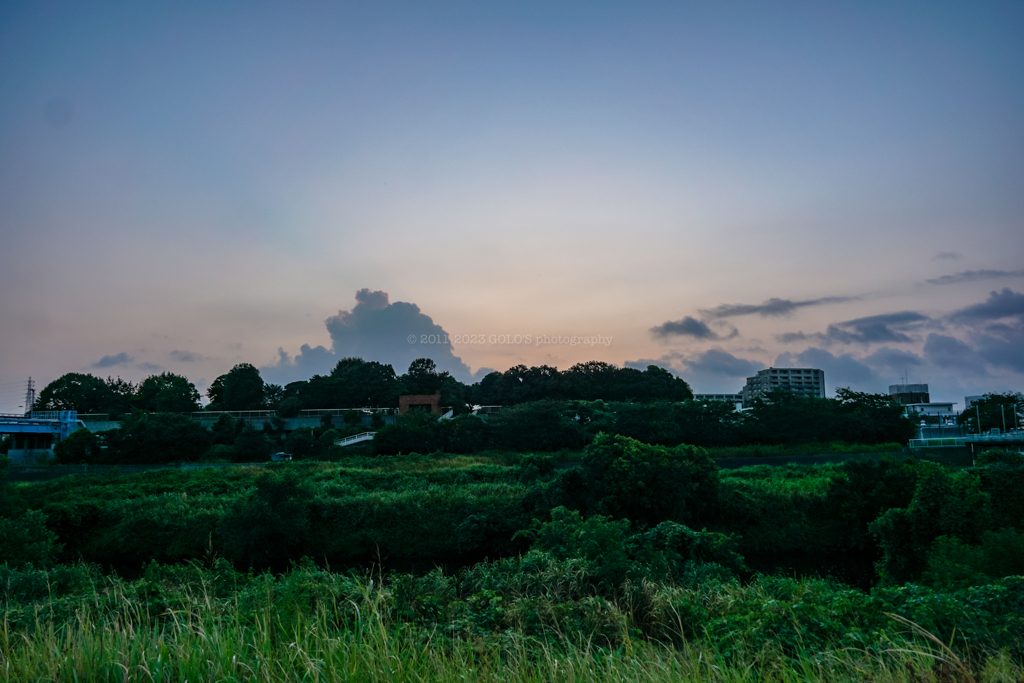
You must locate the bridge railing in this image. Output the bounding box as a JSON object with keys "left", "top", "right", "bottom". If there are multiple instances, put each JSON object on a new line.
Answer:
{"left": 192, "top": 408, "right": 402, "bottom": 420}
{"left": 335, "top": 432, "right": 377, "bottom": 446}
{"left": 963, "top": 431, "right": 1024, "bottom": 443}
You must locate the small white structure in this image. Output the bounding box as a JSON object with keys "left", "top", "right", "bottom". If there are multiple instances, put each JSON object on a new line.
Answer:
{"left": 904, "top": 402, "right": 956, "bottom": 417}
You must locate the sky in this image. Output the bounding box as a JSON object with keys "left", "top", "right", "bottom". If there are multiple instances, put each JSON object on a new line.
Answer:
{"left": 1, "top": 0, "right": 1023, "bottom": 410}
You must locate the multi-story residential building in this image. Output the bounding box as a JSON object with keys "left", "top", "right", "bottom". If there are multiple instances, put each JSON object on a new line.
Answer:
{"left": 740, "top": 368, "right": 825, "bottom": 407}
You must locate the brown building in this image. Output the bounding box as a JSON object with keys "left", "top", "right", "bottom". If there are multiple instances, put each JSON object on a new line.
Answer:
{"left": 398, "top": 394, "right": 441, "bottom": 415}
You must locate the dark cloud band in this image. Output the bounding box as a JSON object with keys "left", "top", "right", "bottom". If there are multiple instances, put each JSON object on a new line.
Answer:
{"left": 700, "top": 296, "right": 857, "bottom": 319}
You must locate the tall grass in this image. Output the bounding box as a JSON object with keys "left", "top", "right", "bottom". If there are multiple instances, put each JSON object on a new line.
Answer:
{"left": 2, "top": 563, "right": 1019, "bottom": 682}
{"left": 2, "top": 590, "right": 1006, "bottom": 682}
{"left": 707, "top": 443, "right": 904, "bottom": 459}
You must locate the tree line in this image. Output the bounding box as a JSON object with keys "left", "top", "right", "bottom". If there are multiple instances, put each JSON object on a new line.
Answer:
{"left": 45, "top": 387, "right": 917, "bottom": 466}
{"left": 31, "top": 357, "right": 694, "bottom": 415}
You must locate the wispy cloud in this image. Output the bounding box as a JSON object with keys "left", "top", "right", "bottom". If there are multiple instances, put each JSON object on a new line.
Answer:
{"left": 169, "top": 350, "right": 206, "bottom": 362}
{"left": 926, "top": 269, "right": 1024, "bottom": 286}
{"left": 776, "top": 311, "right": 933, "bottom": 346}
{"left": 650, "top": 316, "right": 736, "bottom": 340}
{"left": 932, "top": 251, "right": 962, "bottom": 261}
{"left": 700, "top": 296, "right": 856, "bottom": 319}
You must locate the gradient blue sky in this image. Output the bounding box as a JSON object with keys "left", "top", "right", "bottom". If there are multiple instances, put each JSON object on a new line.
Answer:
{"left": 2, "top": 1, "right": 1022, "bottom": 409}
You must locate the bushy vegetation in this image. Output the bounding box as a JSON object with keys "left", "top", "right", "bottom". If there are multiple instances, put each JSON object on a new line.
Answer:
{"left": 373, "top": 391, "right": 913, "bottom": 456}
{"left": 4, "top": 398, "right": 1022, "bottom": 681}
{"left": 1, "top": 540, "right": 1022, "bottom": 681}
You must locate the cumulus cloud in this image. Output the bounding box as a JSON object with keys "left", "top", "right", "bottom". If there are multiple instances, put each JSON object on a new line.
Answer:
{"left": 650, "top": 316, "right": 733, "bottom": 340}
{"left": 92, "top": 352, "right": 133, "bottom": 368}
{"left": 266, "top": 344, "right": 336, "bottom": 384}
{"left": 169, "top": 350, "right": 206, "bottom": 362}
{"left": 777, "top": 311, "right": 932, "bottom": 346}
{"left": 926, "top": 270, "right": 1024, "bottom": 286}
{"left": 262, "top": 288, "right": 473, "bottom": 384}
{"left": 137, "top": 362, "right": 163, "bottom": 373}
{"left": 948, "top": 288, "right": 1024, "bottom": 324}
{"left": 775, "top": 347, "right": 877, "bottom": 392}
{"left": 700, "top": 296, "right": 856, "bottom": 319}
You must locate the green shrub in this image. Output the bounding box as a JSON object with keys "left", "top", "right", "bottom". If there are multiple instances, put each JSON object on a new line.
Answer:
{"left": 579, "top": 433, "right": 719, "bottom": 527}
{"left": 922, "top": 528, "right": 1024, "bottom": 591}
{"left": 233, "top": 424, "right": 273, "bottom": 462}
{"left": 0, "top": 510, "right": 62, "bottom": 567}
{"left": 53, "top": 429, "right": 102, "bottom": 464}
{"left": 101, "top": 413, "right": 212, "bottom": 463}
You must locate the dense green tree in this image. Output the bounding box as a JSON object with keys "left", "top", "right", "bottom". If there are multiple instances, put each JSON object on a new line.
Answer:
{"left": 34, "top": 373, "right": 131, "bottom": 414}
{"left": 957, "top": 392, "right": 1023, "bottom": 433}
{"left": 674, "top": 399, "right": 743, "bottom": 447}
{"left": 52, "top": 429, "right": 102, "bottom": 464}
{"left": 825, "top": 456, "right": 921, "bottom": 553}
{"left": 832, "top": 389, "right": 916, "bottom": 444}
{"left": 103, "top": 377, "right": 137, "bottom": 415}
{"left": 132, "top": 373, "right": 201, "bottom": 413}
{"left": 578, "top": 433, "right": 720, "bottom": 528}
{"left": 468, "top": 362, "right": 692, "bottom": 405}
{"left": 284, "top": 428, "right": 317, "bottom": 460}
{"left": 219, "top": 471, "right": 312, "bottom": 568}
{"left": 275, "top": 397, "right": 302, "bottom": 418}
{"left": 101, "top": 413, "right": 213, "bottom": 463}
{"left": 922, "top": 528, "right": 1024, "bottom": 591}
{"left": 488, "top": 400, "right": 588, "bottom": 452}
{"left": 331, "top": 359, "right": 404, "bottom": 406}
{"left": 299, "top": 358, "right": 404, "bottom": 408}
{"left": 612, "top": 402, "right": 683, "bottom": 446}
{"left": 233, "top": 423, "right": 274, "bottom": 462}
{"left": 401, "top": 358, "right": 447, "bottom": 395}
{"left": 739, "top": 390, "right": 837, "bottom": 444}
{"left": 0, "top": 510, "right": 62, "bottom": 567}
{"left": 263, "top": 383, "right": 285, "bottom": 410}
{"left": 373, "top": 410, "right": 440, "bottom": 455}
{"left": 210, "top": 413, "right": 243, "bottom": 445}
{"left": 0, "top": 453, "right": 8, "bottom": 509}
{"left": 871, "top": 465, "right": 993, "bottom": 584}
{"left": 206, "top": 364, "right": 266, "bottom": 410}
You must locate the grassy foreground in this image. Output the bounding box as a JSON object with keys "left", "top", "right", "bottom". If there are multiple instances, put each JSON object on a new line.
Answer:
{"left": 2, "top": 563, "right": 1021, "bottom": 683}
{"left": 5, "top": 618, "right": 1016, "bottom": 683}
